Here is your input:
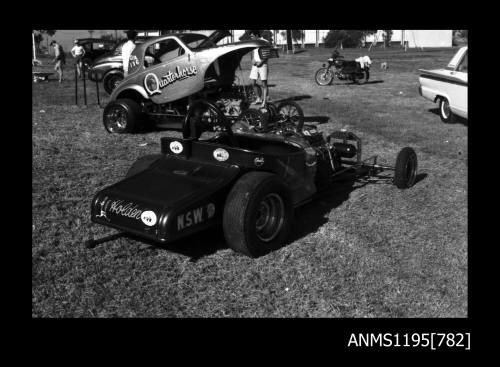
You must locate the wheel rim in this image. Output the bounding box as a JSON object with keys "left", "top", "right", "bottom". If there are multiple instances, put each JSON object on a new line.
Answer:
{"left": 441, "top": 99, "right": 450, "bottom": 119}
{"left": 255, "top": 193, "right": 285, "bottom": 242}
{"left": 279, "top": 104, "right": 301, "bottom": 126}
{"left": 316, "top": 69, "right": 332, "bottom": 85}
{"left": 104, "top": 105, "right": 128, "bottom": 132}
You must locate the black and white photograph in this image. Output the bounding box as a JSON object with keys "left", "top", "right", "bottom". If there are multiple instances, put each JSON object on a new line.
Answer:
{"left": 32, "top": 28, "right": 468, "bottom": 336}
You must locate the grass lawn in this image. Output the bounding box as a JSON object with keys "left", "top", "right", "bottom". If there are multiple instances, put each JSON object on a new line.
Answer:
{"left": 32, "top": 46, "right": 467, "bottom": 317}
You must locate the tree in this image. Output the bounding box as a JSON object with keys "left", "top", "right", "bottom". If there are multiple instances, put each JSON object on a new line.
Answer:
{"left": 324, "top": 30, "right": 377, "bottom": 48}
{"left": 383, "top": 30, "right": 393, "bottom": 47}
{"left": 33, "top": 30, "right": 57, "bottom": 53}
{"left": 88, "top": 30, "right": 95, "bottom": 38}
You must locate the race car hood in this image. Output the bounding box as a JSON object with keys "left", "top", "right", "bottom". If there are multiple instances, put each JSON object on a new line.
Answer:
{"left": 90, "top": 156, "right": 239, "bottom": 243}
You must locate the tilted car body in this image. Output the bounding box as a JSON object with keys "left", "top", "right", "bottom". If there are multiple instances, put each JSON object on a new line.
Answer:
{"left": 101, "top": 31, "right": 283, "bottom": 133}
{"left": 418, "top": 46, "right": 468, "bottom": 123}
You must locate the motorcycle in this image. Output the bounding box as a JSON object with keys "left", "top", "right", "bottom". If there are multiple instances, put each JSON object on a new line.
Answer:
{"left": 315, "top": 50, "right": 370, "bottom": 86}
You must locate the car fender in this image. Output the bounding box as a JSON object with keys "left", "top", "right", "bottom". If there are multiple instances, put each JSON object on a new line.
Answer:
{"left": 111, "top": 84, "right": 149, "bottom": 101}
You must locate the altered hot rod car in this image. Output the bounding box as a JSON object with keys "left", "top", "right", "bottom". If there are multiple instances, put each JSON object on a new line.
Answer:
{"left": 102, "top": 31, "right": 293, "bottom": 134}
{"left": 88, "top": 101, "right": 418, "bottom": 257}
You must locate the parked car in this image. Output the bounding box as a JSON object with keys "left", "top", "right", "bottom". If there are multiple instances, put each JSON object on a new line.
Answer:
{"left": 88, "top": 37, "right": 151, "bottom": 94}
{"left": 418, "top": 46, "right": 468, "bottom": 123}
{"left": 76, "top": 38, "right": 118, "bottom": 68}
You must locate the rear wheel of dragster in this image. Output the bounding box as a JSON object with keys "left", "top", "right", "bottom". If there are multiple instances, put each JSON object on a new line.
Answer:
{"left": 223, "top": 172, "right": 293, "bottom": 258}
{"left": 103, "top": 98, "right": 142, "bottom": 133}
{"left": 438, "top": 97, "right": 457, "bottom": 123}
{"left": 233, "top": 109, "right": 268, "bottom": 132}
{"left": 277, "top": 100, "right": 304, "bottom": 132}
{"left": 315, "top": 67, "right": 334, "bottom": 86}
{"left": 125, "top": 154, "right": 163, "bottom": 178}
{"left": 183, "top": 100, "right": 237, "bottom": 145}
{"left": 103, "top": 72, "right": 124, "bottom": 95}
{"left": 394, "top": 147, "right": 418, "bottom": 189}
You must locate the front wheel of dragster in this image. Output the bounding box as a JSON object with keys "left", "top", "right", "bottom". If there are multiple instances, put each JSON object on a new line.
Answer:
{"left": 394, "top": 147, "right": 418, "bottom": 189}
{"left": 103, "top": 98, "right": 142, "bottom": 133}
{"left": 223, "top": 172, "right": 294, "bottom": 258}
{"left": 315, "top": 67, "right": 334, "bottom": 86}
{"left": 277, "top": 100, "right": 304, "bottom": 132}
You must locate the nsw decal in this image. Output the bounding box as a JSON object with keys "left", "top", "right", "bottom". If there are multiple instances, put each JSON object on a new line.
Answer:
{"left": 213, "top": 148, "right": 229, "bottom": 162}
{"left": 169, "top": 141, "right": 183, "bottom": 154}
{"left": 177, "top": 203, "right": 215, "bottom": 231}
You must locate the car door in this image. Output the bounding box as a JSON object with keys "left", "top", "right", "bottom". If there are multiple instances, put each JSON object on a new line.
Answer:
{"left": 141, "top": 38, "right": 203, "bottom": 104}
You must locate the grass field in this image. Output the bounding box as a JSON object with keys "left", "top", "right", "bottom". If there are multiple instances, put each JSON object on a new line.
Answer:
{"left": 32, "top": 46, "right": 467, "bottom": 317}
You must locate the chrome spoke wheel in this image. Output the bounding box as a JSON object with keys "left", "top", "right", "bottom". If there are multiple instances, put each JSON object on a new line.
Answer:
{"left": 105, "top": 106, "right": 128, "bottom": 132}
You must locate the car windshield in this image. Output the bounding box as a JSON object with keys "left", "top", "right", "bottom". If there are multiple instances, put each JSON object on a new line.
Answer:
{"left": 178, "top": 34, "right": 215, "bottom": 51}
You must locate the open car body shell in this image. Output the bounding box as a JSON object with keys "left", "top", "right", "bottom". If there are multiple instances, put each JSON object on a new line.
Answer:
{"left": 109, "top": 33, "right": 269, "bottom": 104}
{"left": 90, "top": 133, "right": 317, "bottom": 244}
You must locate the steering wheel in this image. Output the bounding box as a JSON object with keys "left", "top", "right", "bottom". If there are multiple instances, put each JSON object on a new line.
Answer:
{"left": 183, "top": 100, "right": 237, "bottom": 146}
{"left": 144, "top": 52, "right": 162, "bottom": 66}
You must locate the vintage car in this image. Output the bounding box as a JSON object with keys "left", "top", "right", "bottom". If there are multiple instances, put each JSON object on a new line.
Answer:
{"left": 87, "top": 37, "right": 151, "bottom": 94}
{"left": 87, "top": 101, "right": 418, "bottom": 257}
{"left": 101, "top": 31, "right": 287, "bottom": 133}
{"left": 75, "top": 38, "right": 118, "bottom": 68}
{"left": 418, "top": 46, "right": 468, "bottom": 123}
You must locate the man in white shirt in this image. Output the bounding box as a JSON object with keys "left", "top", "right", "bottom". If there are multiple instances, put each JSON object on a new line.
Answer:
{"left": 249, "top": 30, "right": 270, "bottom": 107}
{"left": 71, "top": 40, "right": 86, "bottom": 79}
{"left": 122, "top": 30, "right": 137, "bottom": 77}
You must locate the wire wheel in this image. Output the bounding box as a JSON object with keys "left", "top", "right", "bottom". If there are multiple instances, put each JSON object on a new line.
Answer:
{"left": 315, "top": 67, "right": 333, "bottom": 85}
{"left": 277, "top": 101, "right": 304, "bottom": 132}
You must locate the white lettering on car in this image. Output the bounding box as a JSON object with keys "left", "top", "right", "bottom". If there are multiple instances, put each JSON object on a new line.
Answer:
{"left": 177, "top": 203, "right": 215, "bottom": 231}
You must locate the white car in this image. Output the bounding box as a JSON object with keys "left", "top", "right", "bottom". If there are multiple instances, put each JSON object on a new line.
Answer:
{"left": 418, "top": 46, "right": 468, "bottom": 123}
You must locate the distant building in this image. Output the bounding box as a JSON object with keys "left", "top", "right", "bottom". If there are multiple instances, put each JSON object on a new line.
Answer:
{"left": 137, "top": 29, "right": 454, "bottom": 48}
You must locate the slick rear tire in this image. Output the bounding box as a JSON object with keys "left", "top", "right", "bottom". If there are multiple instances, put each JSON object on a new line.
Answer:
{"left": 394, "top": 147, "right": 418, "bottom": 189}
{"left": 103, "top": 98, "right": 141, "bottom": 133}
{"left": 438, "top": 97, "right": 457, "bottom": 123}
{"left": 223, "top": 172, "right": 293, "bottom": 258}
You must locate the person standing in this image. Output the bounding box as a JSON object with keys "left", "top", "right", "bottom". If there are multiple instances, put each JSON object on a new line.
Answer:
{"left": 50, "top": 40, "right": 65, "bottom": 83}
{"left": 249, "top": 30, "right": 270, "bottom": 108}
{"left": 122, "top": 30, "right": 137, "bottom": 77}
{"left": 71, "top": 40, "right": 86, "bottom": 79}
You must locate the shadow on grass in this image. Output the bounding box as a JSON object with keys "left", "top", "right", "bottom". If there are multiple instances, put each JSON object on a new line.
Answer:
{"left": 428, "top": 108, "right": 468, "bottom": 126}
{"left": 89, "top": 172, "right": 428, "bottom": 261}
{"left": 304, "top": 116, "right": 330, "bottom": 124}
